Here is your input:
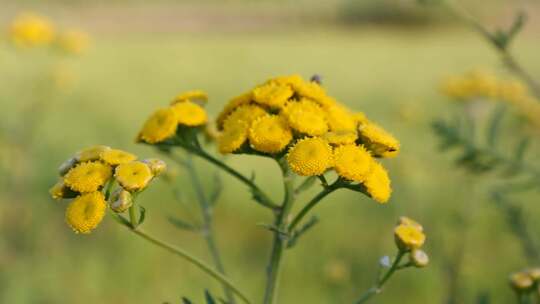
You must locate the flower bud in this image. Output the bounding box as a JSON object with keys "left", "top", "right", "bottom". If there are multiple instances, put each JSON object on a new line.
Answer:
{"left": 58, "top": 157, "right": 77, "bottom": 176}
{"left": 528, "top": 267, "right": 540, "bottom": 281}
{"left": 109, "top": 188, "right": 133, "bottom": 213}
{"left": 142, "top": 158, "right": 167, "bottom": 176}
{"left": 410, "top": 249, "right": 429, "bottom": 268}
{"left": 509, "top": 271, "right": 534, "bottom": 292}
{"left": 394, "top": 224, "right": 425, "bottom": 251}
{"left": 49, "top": 180, "right": 78, "bottom": 200}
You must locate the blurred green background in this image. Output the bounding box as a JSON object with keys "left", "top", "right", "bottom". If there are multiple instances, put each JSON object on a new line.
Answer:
{"left": 1, "top": 0, "right": 540, "bottom": 303}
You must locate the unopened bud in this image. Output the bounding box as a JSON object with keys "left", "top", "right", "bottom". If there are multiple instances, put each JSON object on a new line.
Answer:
{"left": 58, "top": 157, "right": 77, "bottom": 176}
{"left": 109, "top": 188, "right": 133, "bottom": 213}
{"left": 509, "top": 271, "right": 534, "bottom": 292}
{"left": 410, "top": 249, "right": 429, "bottom": 268}
{"left": 49, "top": 180, "right": 78, "bottom": 200}
{"left": 142, "top": 158, "right": 167, "bottom": 176}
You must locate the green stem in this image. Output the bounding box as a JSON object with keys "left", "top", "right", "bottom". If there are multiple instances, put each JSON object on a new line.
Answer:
{"left": 442, "top": 0, "right": 540, "bottom": 100}
{"left": 185, "top": 154, "right": 236, "bottom": 304}
{"left": 354, "top": 250, "right": 406, "bottom": 304}
{"left": 129, "top": 204, "right": 138, "bottom": 228}
{"left": 178, "top": 145, "right": 278, "bottom": 210}
{"left": 115, "top": 219, "right": 252, "bottom": 304}
{"left": 288, "top": 184, "right": 338, "bottom": 232}
{"left": 263, "top": 160, "right": 295, "bottom": 304}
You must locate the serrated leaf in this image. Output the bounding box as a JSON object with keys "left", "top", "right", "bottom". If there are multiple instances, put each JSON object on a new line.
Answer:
{"left": 167, "top": 216, "right": 199, "bottom": 231}
{"left": 487, "top": 105, "right": 506, "bottom": 148}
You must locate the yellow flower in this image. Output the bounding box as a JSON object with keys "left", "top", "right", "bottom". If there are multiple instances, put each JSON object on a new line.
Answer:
{"left": 528, "top": 268, "right": 540, "bottom": 281}
{"left": 222, "top": 104, "right": 268, "bottom": 131}
{"left": 510, "top": 271, "right": 534, "bottom": 292}
{"left": 76, "top": 145, "right": 111, "bottom": 162}
{"left": 57, "top": 29, "right": 90, "bottom": 55}
{"left": 252, "top": 82, "right": 293, "bottom": 108}
{"left": 142, "top": 158, "right": 167, "bottom": 176}
{"left": 171, "top": 100, "right": 208, "bottom": 126}
{"left": 216, "top": 92, "right": 253, "bottom": 129}
{"left": 281, "top": 99, "right": 328, "bottom": 136}
{"left": 65, "top": 192, "right": 106, "bottom": 234}
{"left": 440, "top": 76, "right": 471, "bottom": 100}
{"left": 171, "top": 90, "right": 208, "bottom": 105}
{"left": 10, "top": 12, "right": 55, "bottom": 48}
{"left": 49, "top": 180, "right": 76, "bottom": 200}
{"left": 394, "top": 223, "right": 425, "bottom": 250}
{"left": 324, "top": 104, "right": 357, "bottom": 132}
{"left": 137, "top": 107, "right": 178, "bottom": 144}
{"left": 363, "top": 161, "right": 391, "bottom": 203}
{"left": 292, "top": 79, "right": 327, "bottom": 101}
{"left": 398, "top": 216, "right": 423, "bottom": 232}
{"left": 100, "top": 149, "right": 137, "bottom": 166}
{"left": 115, "top": 161, "right": 153, "bottom": 192}
{"left": 353, "top": 112, "right": 369, "bottom": 125}
{"left": 109, "top": 188, "right": 133, "bottom": 213}
{"left": 323, "top": 130, "right": 358, "bottom": 145}
{"left": 333, "top": 144, "right": 372, "bottom": 182}
{"left": 248, "top": 115, "right": 292, "bottom": 153}
{"left": 358, "top": 122, "right": 400, "bottom": 158}
{"left": 287, "top": 137, "right": 333, "bottom": 176}
{"left": 499, "top": 80, "right": 528, "bottom": 103}
{"left": 218, "top": 120, "right": 249, "bottom": 154}
{"left": 64, "top": 161, "right": 112, "bottom": 193}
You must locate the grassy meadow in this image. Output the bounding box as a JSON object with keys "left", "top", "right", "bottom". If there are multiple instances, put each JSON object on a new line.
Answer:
{"left": 1, "top": 1, "right": 540, "bottom": 303}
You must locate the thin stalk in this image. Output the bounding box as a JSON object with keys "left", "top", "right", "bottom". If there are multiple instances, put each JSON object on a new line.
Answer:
{"left": 442, "top": 0, "right": 540, "bottom": 99}
{"left": 263, "top": 160, "right": 295, "bottom": 304}
{"left": 120, "top": 224, "right": 252, "bottom": 304}
{"left": 185, "top": 154, "right": 236, "bottom": 304}
{"left": 354, "top": 250, "right": 406, "bottom": 304}
{"left": 129, "top": 205, "right": 138, "bottom": 228}
{"left": 288, "top": 184, "right": 338, "bottom": 232}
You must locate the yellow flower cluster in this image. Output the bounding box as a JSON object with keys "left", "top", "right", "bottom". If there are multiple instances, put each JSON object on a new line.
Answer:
{"left": 137, "top": 91, "right": 209, "bottom": 144}
{"left": 216, "top": 75, "right": 399, "bottom": 203}
{"left": 9, "top": 12, "right": 90, "bottom": 54}
{"left": 392, "top": 217, "right": 429, "bottom": 267}
{"left": 50, "top": 145, "right": 166, "bottom": 234}
{"left": 509, "top": 267, "right": 540, "bottom": 293}
{"left": 441, "top": 70, "right": 540, "bottom": 126}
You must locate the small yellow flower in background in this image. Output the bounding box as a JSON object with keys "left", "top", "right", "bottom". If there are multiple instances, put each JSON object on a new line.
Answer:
{"left": 109, "top": 188, "right": 133, "bottom": 213}
{"left": 363, "top": 161, "right": 391, "bottom": 203}
{"left": 171, "top": 101, "right": 208, "bottom": 126}
{"left": 281, "top": 99, "right": 328, "bottom": 136}
{"left": 142, "top": 158, "right": 167, "bottom": 176}
{"left": 398, "top": 216, "right": 423, "bottom": 232}
{"left": 64, "top": 161, "right": 112, "bottom": 193}
{"left": 57, "top": 29, "right": 90, "bottom": 55}
{"left": 324, "top": 259, "right": 351, "bottom": 283}
{"left": 65, "top": 192, "right": 107, "bottom": 234}
{"left": 287, "top": 137, "right": 333, "bottom": 176}
{"left": 218, "top": 120, "right": 249, "bottom": 154}
{"left": 171, "top": 90, "right": 208, "bottom": 105}
{"left": 115, "top": 161, "right": 154, "bottom": 192}
{"left": 333, "top": 144, "right": 372, "bottom": 182}
{"left": 9, "top": 12, "right": 55, "bottom": 48}
{"left": 394, "top": 220, "right": 426, "bottom": 251}
{"left": 358, "top": 122, "right": 400, "bottom": 158}
{"left": 323, "top": 130, "right": 357, "bottom": 146}
{"left": 137, "top": 108, "right": 178, "bottom": 144}
{"left": 248, "top": 115, "right": 292, "bottom": 153}
{"left": 528, "top": 268, "right": 540, "bottom": 281}
{"left": 510, "top": 271, "right": 534, "bottom": 292}
{"left": 253, "top": 82, "right": 294, "bottom": 109}
{"left": 76, "top": 145, "right": 111, "bottom": 162}
{"left": 101, "top": 149, "right": 137, "bottom": 166}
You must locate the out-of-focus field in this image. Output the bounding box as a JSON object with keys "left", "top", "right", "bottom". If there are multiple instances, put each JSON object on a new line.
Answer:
{"left": 1, "top": 1, "right": 540, "bottom": 303}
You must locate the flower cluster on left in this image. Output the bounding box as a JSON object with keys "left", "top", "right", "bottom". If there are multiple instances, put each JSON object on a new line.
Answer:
{"left": 49, "top": 145, "right": 166, "bottom": 234}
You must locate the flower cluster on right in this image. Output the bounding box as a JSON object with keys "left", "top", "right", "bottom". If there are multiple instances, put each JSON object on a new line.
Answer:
{"left": 509, "top": 267, "right": 540, "bottom": 297}
{"left": 216, "top": 75, "right": 400, "bottom": 203}
{"left": 394, "top": 216, "right": 429, "bottom": 267}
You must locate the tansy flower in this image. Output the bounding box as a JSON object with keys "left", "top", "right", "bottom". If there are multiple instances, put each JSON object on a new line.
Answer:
{"left": 100, "top": 148, "right": 137, "bottom": 166}
{"left": 64, "top": 161, "right": 112, "bottom": 193}
{"left": 171, "top": 90, "right": 208, "bottom": 105}
{"left": 171, "top": 100, "right": 208, "bottom": 126}
{"left": 9, "top": 12, "right": 55, "bottom": 48}
{"left": 281, "top": 99, "right": 328, "bottom": 136}
{"left": 248, "top": 115, "right": 292, "bottom": 153}
{"left": 353, "top": 112, "right": 369, "bottom": 125}
{"left": 76, "top": 145, "right": 111, "bottom": 162}
{"left": 292, "top": 79, "right": 327, "bottom": 102}
{"left": 510, "top": 272, "right": 534, "bottom": 292}
{"left": 324, "top": 104, "right": 357, "bottom": 132}
{"left": 398, "top": 216, "right": 423, "bottom": 231}
{"left": 394, "top": 223, "right": 425, "bottom": 251}
{"left": 57, "top": 29, "right": 90, "bottom": 55}
{"left": 65, "top": 192, "right": 106, "bottom": 234}
{"left": 363, "top": 161, "right": 391, "bottom": 203}
{"left": 49, "top": 180, "right": 77, "bottom": 200}
{"left": 222, "top": 104, "right": 267, "bottom": 131}
{"left": 252, "top": 82, "right": 294, "bottom": 108}
{"left": 287, "top": 137, "right": 333, "bottom": 176}
{"left": 333, "top": 144, "right": 372, "bottom": 182}
{"left": 358, "top": 122, "right": 400, "bottom": 158}
{"left": 218, "top": 120, "right": 249, "bottom": 154}
{"left": 138, "top": 107, "right": 178, "bottom": 144}
{"left": 109, "top": 188, "right": 133, "bottom": 213}
{"left": 115, "top": 161, "right": 153, "bottom": 192}
{"left": 216, "top": 92, "right": 253, "bottom": 129}
{"left": 323, "top": 130, "right": 357, "bottom": 146}
{"left": 499, "top": 80, "right": 528, "bottom": 103}
{"left": 142, "top": 158, "right": 167, "bottom": 176}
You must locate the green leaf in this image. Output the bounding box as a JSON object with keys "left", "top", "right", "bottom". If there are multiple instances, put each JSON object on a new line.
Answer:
{"left": 204, "top": 290, "right": 217, "bottom": 304}
{"left": 110, "top": 213, "right": 131, "bottom": 227}
{"left": 486, "top": 105, "right": 506, "bottom": 148}
{"left": 167, "top": 216, "right": 199, "bottom": 232}
{"left": 507, "top": 11, "right": 527, "bottom": 45}
{"left": 181, "top": 297, "right": 193, "bottom": 304}
{"left": 138, "top": 206, "right": 146, "bottom": 226}
{"left": 514, "top": 137, "right": 530, "bottom": 162}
